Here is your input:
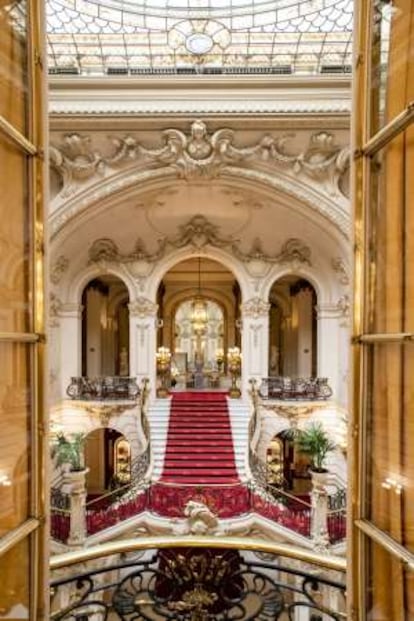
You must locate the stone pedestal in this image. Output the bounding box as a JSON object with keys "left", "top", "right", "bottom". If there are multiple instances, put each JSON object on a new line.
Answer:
{"left": 62, "top": 468, "right": 89, "bottom": 547}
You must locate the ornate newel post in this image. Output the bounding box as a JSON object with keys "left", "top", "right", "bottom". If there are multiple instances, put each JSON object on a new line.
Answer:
{"left": 62, "top": 468, "right": 89, "bottom": 547}
{"left": 310, "top": 472, "right": 330, "bottom": 550}
{"left": 240, "top": 297, "right": 270, "bottom": 396}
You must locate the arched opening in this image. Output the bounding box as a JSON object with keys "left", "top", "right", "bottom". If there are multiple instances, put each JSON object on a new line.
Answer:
{"left": 268, "top": 276, "right": 317, "bottom": 378}
{"left": 84, "top": 428, "right": 131, "bottom": 499}
{"left": 81, "top": 275, "right": 130, "bottom": 377}
{"left": 157, "top": 257, "right": 241, "bottom": 391}
{"left": 266, "top": 430, "right": 312, "bottom": 495}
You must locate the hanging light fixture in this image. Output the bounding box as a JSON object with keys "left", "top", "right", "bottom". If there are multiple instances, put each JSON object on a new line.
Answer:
{"left": 190, "top": 256, "right": 208, "bottom": 336}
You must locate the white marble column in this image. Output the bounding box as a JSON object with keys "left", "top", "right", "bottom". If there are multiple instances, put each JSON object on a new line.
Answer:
{"left": 128, "top": 297, "right": 158, "bottom": 395}
{"left": 58, "top": 303, "right": 83, "bottom": 400}
{"left": 315, "top": 302, "right": 346, "bottom": 401}
{"left": 240, "top": 297, "right": 270, "bottom": 396}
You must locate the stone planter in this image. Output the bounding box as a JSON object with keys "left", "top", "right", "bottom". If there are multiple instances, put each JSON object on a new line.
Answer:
{"left": 310, "top": 469, "right": 329, "bottom": 491}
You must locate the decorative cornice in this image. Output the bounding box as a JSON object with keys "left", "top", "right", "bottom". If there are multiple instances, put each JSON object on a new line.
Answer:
{"left": 49, "top": 100, "right": 351, "bottom": 116}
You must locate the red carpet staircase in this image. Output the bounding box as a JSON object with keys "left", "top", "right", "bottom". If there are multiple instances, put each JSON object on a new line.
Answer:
{"left": 160, "top": 392, "right": 240, "bottom": 485}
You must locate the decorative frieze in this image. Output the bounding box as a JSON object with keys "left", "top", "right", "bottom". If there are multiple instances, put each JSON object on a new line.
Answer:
{"left": 50, "top": 121, "right": 350, "bottom": 197}
{"left": 88, "top": 217, "right": 311, "bottom": 276}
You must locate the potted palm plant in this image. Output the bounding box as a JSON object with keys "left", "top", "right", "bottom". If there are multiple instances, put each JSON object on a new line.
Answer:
{"left": 54, "top": 432, "right": 86, "bottom": 473}
{"left": 295, "top": 422, "right": 336, "bottom": 488}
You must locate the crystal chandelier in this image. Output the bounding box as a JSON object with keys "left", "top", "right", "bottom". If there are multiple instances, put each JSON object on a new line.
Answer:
{"left": 190, "top": 257, "right": 208, "bottom": 336}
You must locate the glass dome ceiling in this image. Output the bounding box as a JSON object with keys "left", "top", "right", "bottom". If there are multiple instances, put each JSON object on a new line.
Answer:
{"left": 45, "top": 0, "right": 353, "bottom": 76}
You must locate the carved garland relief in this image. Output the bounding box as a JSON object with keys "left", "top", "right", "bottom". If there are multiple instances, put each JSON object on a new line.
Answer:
{"left": 50, "top": 120, "right": 350, "bottom": 199}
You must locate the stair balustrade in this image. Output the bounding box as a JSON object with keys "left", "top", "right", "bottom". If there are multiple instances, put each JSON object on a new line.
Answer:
{"left": 66, "top": 376, "right": 140, "bottom": 400}
{"left": 50, "top": 536, "right": 347, "bottom": 620}
{"left": 259, "top": 376, "right": 333, "bottom": 400}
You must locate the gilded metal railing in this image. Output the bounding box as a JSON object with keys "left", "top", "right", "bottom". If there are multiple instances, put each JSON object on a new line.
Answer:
{"left": 66, "top": 376, "right": 140, "bottom": 400}
{"left": 259, "top": 376, "right": 333, "bottom": 400}
{"left": 50, "top": 536, "right": 347, "bottom": 620}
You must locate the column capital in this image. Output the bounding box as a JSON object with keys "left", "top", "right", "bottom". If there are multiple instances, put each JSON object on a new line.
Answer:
{"left": 128, "top": 297, "right": 158, "bottom": 319}
{"left": 241, "top": 297, "right": 271, "bottom": 319}
{"left": 316, "top": 296, "right": 350, "bottom": 320}
{"left": 59, "top": 303, "right": 84, "bottom": 319}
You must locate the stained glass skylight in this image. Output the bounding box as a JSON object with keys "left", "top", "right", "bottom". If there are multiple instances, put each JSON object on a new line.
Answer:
{"left": 46, "top": 0, "right": 353, "bottom": 76}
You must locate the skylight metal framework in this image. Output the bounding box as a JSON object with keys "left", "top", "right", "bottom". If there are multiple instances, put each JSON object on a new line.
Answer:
{"left": 44, "top": 0, "right": 354, "bottom": 76}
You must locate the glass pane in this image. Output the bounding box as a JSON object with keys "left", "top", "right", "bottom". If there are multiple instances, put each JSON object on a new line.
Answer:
{"left": 0, "top": 537, "right": 30, "bottom": 618}
{"left": 0, "top": 342, "right": 32, "bottom": 536}
{"left": 369, "top": 0, "right": 413, "bottom": 135}
{"left": 365, "top": 342, "right": 414, "bottom": 553}
{"left": 0, "top": 133, "right": 31, "bottom": 333}
{"left": 366, "top": 538, "right": 413, "bottom": 620}
{"left": 0, "top": 0, "right": 28, "bottom": 135}
{"left": 367, "top": 128, "right": 414, "bottom": 334}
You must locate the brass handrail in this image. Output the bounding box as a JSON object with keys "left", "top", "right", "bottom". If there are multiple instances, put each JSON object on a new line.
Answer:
{"left": 50, "top": 534, "right": 347, "bottom": 572}
{"left": 85, "top": 483, "right": 133, "bottom": 508}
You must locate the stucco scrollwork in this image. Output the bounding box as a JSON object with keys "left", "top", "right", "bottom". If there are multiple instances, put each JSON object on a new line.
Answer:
{"left": 241, "top": 297, "right": 271, "bottom": 319}
{"left": 234, "top": 237, "right": 311, "bottom": 266}
{"left": 80, "top": 403, "right": 136, "bottom": 427}
{"left": 51, "top": 121, "right": 350, "bottom": 198}
{"left": 50, "top": 134, "right": 105, "bottom": 198}
{"left": 128, "top": 297, "right": 158, "bottom": 318}
{"left": 51, "top": 255, "right": 69, "bottom": 285}
{"left": 88, "top": 237, "right": 166, "bottom": 264}
{"left": 49, "top": 292, "right": 63, "bottom": 327}
{"left": 337, "top": 294, "right": 350, "bottom": 319}
{"left": 167, "top": 214, "right": 237, "bottom": 250}
{"left": 331, "top": 256, "right": 350, "bottom": 285}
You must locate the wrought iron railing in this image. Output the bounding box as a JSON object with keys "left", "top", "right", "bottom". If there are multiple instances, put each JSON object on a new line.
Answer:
{"left": 259, "top": 376, "right": 333, "bottom": 400}
{"left": 66, "top": 376, "right": 140, "bottom": 400}
{"left": 249, "top": 451, "right": 346, "bottom": 544}
{"left": 50, "top": 536, "right": 347, "bottom": 620}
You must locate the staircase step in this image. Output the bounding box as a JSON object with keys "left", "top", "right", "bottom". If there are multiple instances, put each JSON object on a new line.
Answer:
{"left": 165, "top": 447, "right": 234, "bottom": 455}
{"left": 161, "top": 476, "right": 239, "bottom": 484}
{"left": 163, "top": 459, "right": 237, "bottom": 468}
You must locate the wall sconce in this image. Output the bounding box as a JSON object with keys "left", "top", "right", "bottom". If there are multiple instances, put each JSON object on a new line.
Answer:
{"left": 0, "top": 474, "right": 11, "bottom": 487}
{"left": 156, "top": 346, "right": 171, "bottom": 398}
{"left": 227, "top": 346, "right": 242, "bottom": 398}
{"left": 381, "top": 477, "right": 403, "bottom": 495}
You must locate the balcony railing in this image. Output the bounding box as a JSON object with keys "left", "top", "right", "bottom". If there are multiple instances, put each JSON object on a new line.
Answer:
{"left": 50, "top": 536, "right": 347, "bottom": 620}
{"left": 66, "top": 376, "right": 140, "bottom": 400}
{"left": 259, "top": 376, "right": 333, "bottom": 400}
